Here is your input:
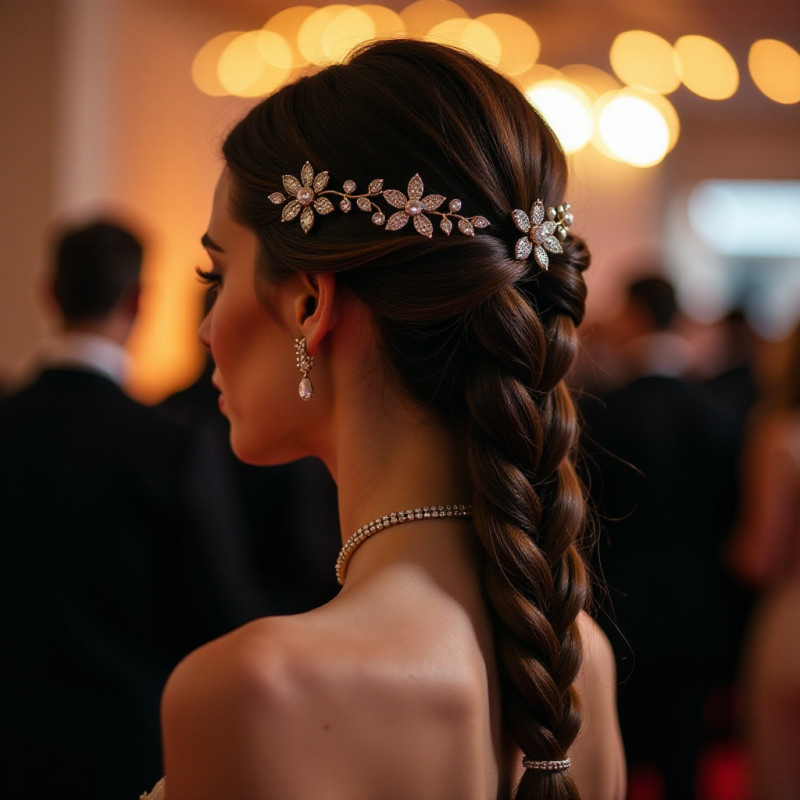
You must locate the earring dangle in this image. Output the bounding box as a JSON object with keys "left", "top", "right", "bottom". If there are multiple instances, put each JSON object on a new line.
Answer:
{"left": 294, "top": 337, "right": 314, "bottom": 401}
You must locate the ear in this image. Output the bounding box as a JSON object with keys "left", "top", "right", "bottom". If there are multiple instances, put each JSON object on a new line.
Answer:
{"left": 293, "top": 272, "right": 338, "bottom": 355}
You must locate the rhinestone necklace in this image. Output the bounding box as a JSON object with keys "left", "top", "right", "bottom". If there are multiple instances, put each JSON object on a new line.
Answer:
{"left": 335, "top": 504, "right": 473, "bottom": 585}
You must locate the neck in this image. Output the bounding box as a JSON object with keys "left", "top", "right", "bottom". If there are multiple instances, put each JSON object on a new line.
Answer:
{"left": 330, "top": 400, "right": 471, "bottom": 541}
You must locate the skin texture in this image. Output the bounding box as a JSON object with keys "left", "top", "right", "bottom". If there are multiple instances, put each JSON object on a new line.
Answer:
{"left": 161, "top": 170, "right": 625, "bottom": 800}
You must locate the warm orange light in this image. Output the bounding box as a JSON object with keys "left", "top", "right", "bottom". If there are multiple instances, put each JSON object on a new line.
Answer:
{"left": 596, "top": 89, "right": 671, "bottom": 167}
{"left": 475, "top": 13, "right": 539, "bottom": 75}
{"left": 426, "top": 16, "right": 471, "bottom": 47}
{"left": 297, "top": 5, "right": 350, "bottom": 64}
{"left": 525, "top": 80, "right": 593, "bottom": 153}
{"left": 217, "top": 31, "right": 292, "bottom": 97}
{"left": 749, "top": 39, "right": 800, "bottom": 104}
{"left": 674, "top": 35, "right": 739, "bottom": 100}
{"left": 609, "top": 30, "right": 680, "bottom": 94}
{"left": 359, "top": 5, "right": 406, "bottom": 38}
{"left": 400, "top": 0, "right": 467, "bottom": 36}
{"left": 515, "top": 63, "right": 563, "bottom": 92}
{"left": 321, "top": 7, "right": 377, "bottom": 62}
{"left": 560, "top": 63, "right": 620, "bottom": 101}
{"left": 192, "top": 31, "right": 243, "bottom": 96}
{"left": 263, "top": 6, "right": 316, "bottom": 68}
{"left": 457, "top": 19, "right": 503, "bottom": 67}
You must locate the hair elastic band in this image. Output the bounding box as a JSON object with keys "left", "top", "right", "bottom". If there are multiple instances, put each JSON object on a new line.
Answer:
{"left": 522, "top": 757, "right": 571, "bottom": 773}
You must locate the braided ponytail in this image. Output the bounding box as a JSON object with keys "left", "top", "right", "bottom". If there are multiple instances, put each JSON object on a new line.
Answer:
{"left": 465, "top": 253, "right": 590, "bottom": 799}
{"left": 222, "top": 38, "right": 593, "bottom": 800}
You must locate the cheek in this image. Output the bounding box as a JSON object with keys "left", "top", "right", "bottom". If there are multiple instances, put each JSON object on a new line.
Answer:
{"left": 212, "top": 297, "right": 301, "bottom": 462}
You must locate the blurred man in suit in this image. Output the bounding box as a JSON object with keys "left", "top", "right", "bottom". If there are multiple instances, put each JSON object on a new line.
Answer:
{"left": 0, "top": 221, "right": 264, "bottom": 799}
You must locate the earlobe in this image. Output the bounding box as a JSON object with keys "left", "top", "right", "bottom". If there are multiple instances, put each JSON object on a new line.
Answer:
{"left": 296, "top": 273, "right": 337, "bottom": 355}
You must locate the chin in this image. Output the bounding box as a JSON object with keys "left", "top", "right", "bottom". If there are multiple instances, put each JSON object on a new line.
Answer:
{"left": 229, "top": 431, "right": 307, "bottom": 467}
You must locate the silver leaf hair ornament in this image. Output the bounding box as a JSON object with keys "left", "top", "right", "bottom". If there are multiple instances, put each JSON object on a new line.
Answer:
{"left": 511, "top": 200, "right": 574, "bottom": 270}
{"left": 268, "top": 162, "right": 490, "bottom": 238}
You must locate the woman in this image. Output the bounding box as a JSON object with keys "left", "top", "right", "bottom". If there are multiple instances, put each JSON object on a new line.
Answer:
{"left": 151, "top": 39, "right": 624, "bottom": 800}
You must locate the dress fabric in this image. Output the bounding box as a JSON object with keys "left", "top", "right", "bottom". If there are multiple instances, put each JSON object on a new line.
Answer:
{"left": 140, "top": 777, "right": 166, "bottom": 799}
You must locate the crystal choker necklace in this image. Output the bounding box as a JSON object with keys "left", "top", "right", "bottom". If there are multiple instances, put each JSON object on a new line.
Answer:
{"left": 335, "top": 504, "right": 473, "bottom": 585}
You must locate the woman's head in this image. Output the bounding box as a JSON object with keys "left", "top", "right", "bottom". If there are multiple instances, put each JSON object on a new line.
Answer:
{"left": 221, "top": 39, "right": 588, "bottom": 418}
{"left": 215, "top": 39, "right": 591, "bottom": 800}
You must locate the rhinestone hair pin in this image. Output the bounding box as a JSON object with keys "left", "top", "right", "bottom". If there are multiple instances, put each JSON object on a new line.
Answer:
{"left": 268, "top": 162, "right": 490, "bottom": 239}
{"left": 511, "top": 200, "right": 574, "bottom": 270}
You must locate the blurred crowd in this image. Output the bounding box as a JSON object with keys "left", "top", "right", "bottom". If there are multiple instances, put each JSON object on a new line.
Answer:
{"left": 0, "top": 221, "right": 341, "bottom": 799}
{"left": 1, "top": 222, "right": 798, "bottom": 800}
{"left": 577, "top": 274, "right": 800, "bottom": 800}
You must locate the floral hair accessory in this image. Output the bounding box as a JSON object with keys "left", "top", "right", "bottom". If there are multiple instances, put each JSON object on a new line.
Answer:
{"left": 268, "top": 162, "right": 490, "bottom": 238}
{"left": 511, "top": 200, "right": 574, "bottom": 270}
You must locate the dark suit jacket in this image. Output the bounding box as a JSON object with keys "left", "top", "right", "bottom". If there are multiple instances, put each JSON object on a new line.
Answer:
{"left": 0, "top": 368, "right": 262, "bottom": 799}
{"left": 580, "top": 374, "right": 740, "bottom": 665}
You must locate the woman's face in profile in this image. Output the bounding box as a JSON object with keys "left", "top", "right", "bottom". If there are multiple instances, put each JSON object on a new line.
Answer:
{"left": 198, "top": 170, "right": 311, "bottom": 465}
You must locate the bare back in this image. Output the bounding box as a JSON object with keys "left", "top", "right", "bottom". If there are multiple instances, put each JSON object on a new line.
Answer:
{"left": 161, "top": 565, "right": 624, "bottom": 800}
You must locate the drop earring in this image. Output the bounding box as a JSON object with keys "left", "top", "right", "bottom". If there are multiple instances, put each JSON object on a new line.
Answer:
{"left": 294, "top": 337, "right": 314, "bottom": 401}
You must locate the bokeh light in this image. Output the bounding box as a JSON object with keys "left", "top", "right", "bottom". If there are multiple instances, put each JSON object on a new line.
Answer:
{"left": 192, "top": 31, "right": 244, "bottom": 96}
{"left": 560, "top": 63, "right": 620, "bottom": 101}
{"left": 597, "top": 90, "right": 671, "bottom": 167}
{"left": 476, "top": 13, "right": 539, "bottom": 75}
{"left": 426, "top": 17, "right": 471, "bottom": 47}
{"left": 526, "top": 80, "right": 593, "bottom": 154}
{"left": 399, "top": 0, "right": 467, "bottom": 36}
{"left": 320, "top": 7, "right": 376, "bottom": 62}
{"left": 263, "top": 7, "right": 315, "bottom": 68}
{"left": 610, "top": 30, "right": 680, "bottom": 94}
{"left": 217, "top": 31, "right": 292, "bottom": 97}
{"left": 749, "top": 39, "right": 800, "bottom": 104}
{"left": 674, "top": 35, "right": 739, "bottom": 100}
{"left": 458, "top": 19, "right": 503, "bottom": 66}
{"left": 359, "top": 5, "right": 406, "bottom": 39}
{"left": 297, "top": 5, "right": 349, "bottom": 64}
{"left": 192, "top": 3, "right": 797, "bottom": 169}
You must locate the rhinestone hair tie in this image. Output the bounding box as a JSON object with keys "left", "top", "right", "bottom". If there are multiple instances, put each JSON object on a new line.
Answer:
{"left": 511, "top": 200, "right": 574, "bottom": 270}
{"left": 268, "top": 162, "right": 490, "bottom": 238}
{"left": 522, "top": 757, "right": 572, "bottom": 773}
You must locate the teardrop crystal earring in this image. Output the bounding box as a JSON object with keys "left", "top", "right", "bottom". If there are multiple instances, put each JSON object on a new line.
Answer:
{"left": 294, "top": 337, "right": 314, "bottom": 401}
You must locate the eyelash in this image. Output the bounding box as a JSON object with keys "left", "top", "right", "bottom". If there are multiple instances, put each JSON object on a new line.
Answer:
{"left": 196, "top": 266, "right": 223, "bottom": 305}
{"left": 195, "top": 266, "right": 221, "bottom": 286}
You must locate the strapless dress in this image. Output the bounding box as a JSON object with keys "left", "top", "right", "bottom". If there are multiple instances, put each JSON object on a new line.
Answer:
{"left": 140, "top": 777, "right": 166, "bottom": 799}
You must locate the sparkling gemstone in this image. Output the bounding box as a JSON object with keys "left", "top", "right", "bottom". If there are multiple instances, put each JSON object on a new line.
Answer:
{"left": 372, "top": 212, "right": 385, "bottom": 226}
{"left": 405, "top": 199, "right": 423, "bottom": 216}
{"left": 298, "top": 377, "right": 313, "bottom": 400}
{"left": 449, "top": 198, "right": 462, "bottom": 212}
{"left": 343, "top": 180, "right": 357, "bottom": 193}
{"left": 340, "top": 198, "right": 351, "bottom": 212}
{"left": 297, "top": 187, "right": 314, "bottom": 206}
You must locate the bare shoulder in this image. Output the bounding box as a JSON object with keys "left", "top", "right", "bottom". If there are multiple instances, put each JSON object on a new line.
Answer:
{"left": 576, "top": 611, "right": 617, "bottom": 686}
{"left": 161, "top": 616, "right": 317, "bottom": 799}
{"left": 162, "top": 610, "right": 493, "bottom": 800}
{"left": 568, "top": 611, "right": 627, "bottom": 800}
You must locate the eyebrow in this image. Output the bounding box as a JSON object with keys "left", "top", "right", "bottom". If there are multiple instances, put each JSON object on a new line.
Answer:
{"left": 201, "top": 233, "right": 224, "bottom": 252}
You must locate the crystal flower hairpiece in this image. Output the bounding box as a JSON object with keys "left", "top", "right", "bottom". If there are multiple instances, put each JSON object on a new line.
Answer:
{"left": 511, "top": 200, "right": 574, "bottom": 270}
{"left": 268, "top": 162, "right": 490, "bottom": 239}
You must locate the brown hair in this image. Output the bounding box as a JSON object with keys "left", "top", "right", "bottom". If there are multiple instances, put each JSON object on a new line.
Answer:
{"left": 223, "top": 39, "right": 591, "bottom": 800}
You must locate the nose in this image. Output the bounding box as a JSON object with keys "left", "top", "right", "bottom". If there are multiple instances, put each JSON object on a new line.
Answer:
{"left": 198, "top": 309, "right": 212, "bottom": 351}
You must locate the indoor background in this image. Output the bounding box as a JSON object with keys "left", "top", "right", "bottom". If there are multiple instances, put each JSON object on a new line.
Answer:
{"left": 2, "top": 0, "right": 798, "bottom": 401}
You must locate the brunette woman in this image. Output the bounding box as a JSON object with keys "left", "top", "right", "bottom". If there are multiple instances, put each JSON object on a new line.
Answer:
{"left": 148, "top": 39, "right": 625, "bottom": 800}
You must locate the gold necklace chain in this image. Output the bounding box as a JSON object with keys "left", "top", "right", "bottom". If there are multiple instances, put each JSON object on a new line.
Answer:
{"left": 335, "top": 504, "right": 473, "bottom": 585}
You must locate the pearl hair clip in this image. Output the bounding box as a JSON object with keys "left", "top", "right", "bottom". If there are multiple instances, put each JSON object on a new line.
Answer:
{"left": 511, "top": 200, "right": 574, "bottom": 270}
{"left": 268, "top": 162, "right": 490, "bottom": 239}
